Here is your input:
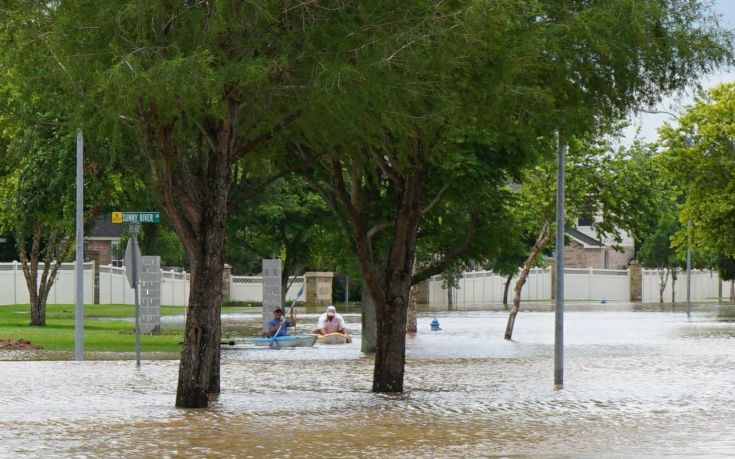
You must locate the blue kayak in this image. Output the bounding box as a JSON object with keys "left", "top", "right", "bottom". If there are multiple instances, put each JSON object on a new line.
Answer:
{"left": 254, "top": 335, "right": 317, "bottom": 348}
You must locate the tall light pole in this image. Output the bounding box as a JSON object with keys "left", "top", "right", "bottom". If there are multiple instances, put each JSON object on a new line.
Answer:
{"left": 686, "top": 223, "right": 692, "bottom": 318}
{"left": 75, "top": 129, "right": 84, "bottom": 360}
{"left": 555, "top": 133, "right": 566, "bottom": 388}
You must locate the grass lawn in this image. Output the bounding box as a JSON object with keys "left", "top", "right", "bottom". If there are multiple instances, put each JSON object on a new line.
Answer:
{"left": 0, "top": 303, "right": 186, "bottom": 352}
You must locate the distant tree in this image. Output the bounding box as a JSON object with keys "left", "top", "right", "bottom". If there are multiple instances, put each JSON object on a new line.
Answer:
{"left": 637, "top": 212, "right": 683, "bottom": 303}
{"left": 658, "top": 83, "right": 735, "bottom": 261}
{"left": 504, "top": 134, "right": 663, "bottom": 338}
{"left": 0, "top": 121, "right": 120, "bottom": 325}
{"left": 226, "top": 175, "right": 332, "bottom": 304}
{"left": 717, "top": 255, "right": 735, "bottom": 301}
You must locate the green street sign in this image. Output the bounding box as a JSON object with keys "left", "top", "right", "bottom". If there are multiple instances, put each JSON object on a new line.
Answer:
{"left": 112, "top": 212, "right": 160, "bottom": 224}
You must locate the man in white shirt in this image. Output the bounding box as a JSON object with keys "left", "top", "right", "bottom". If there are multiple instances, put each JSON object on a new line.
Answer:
{"left": 312, "top": 305, "right": 351, "bottom": 342}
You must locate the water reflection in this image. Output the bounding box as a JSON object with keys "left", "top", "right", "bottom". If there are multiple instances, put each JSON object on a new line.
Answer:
{"left": 3, "top": 304, "right": 735, "bottom": 457}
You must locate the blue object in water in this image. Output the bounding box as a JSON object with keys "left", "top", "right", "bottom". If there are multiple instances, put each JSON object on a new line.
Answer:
{"left": 430, "top": 318, "right": 441, "bottom": 331}
{"left": 600, "top": 298, "right": 607, "bottom": 304}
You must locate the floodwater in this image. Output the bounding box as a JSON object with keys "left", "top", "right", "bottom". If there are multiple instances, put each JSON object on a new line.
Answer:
{"left": 3, "top": 304, "right": 735, "bottom": 458}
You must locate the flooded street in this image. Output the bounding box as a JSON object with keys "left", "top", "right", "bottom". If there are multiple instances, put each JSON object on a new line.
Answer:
{"left": 3, "top": 305, "right": 735, "bottom": 457}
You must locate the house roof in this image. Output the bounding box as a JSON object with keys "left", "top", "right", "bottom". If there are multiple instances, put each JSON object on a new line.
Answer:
{"left": 566, "top": 227, "right": 603, "bottom": 247}
{"left": 89, "top": 215, "right": 123, "bottom": 240}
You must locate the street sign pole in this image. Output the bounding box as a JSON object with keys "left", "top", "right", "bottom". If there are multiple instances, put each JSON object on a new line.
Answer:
{"left": 131, "top": 223, "right": 142, "bottom": 367}
{"left": 115, "top": 210, "right": 159, "bottom": 366}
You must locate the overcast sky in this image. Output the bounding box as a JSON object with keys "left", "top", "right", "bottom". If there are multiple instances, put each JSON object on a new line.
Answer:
{"left": 622, "top": 0, "right": 735, "bottom": 145}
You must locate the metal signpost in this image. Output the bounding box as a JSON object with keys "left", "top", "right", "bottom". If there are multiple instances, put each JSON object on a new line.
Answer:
{"left": 116, "top": 212, "right": 160, "bottom": 366}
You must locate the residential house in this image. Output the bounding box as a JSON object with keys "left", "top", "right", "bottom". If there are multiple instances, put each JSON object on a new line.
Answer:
{"left": 565, "top": 218, "right": 634, "bottom": 269}
{"left": 86, "top": 215, "right": 123, "bottom": 266}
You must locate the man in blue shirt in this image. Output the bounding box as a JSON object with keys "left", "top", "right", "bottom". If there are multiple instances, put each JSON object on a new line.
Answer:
{"left": 266, "top": 308, "right": 296, "bottom": 337}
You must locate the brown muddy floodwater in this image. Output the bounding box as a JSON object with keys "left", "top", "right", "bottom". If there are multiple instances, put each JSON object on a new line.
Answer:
{"left": 3, "top": 304, "right": 735, "bottom": 458}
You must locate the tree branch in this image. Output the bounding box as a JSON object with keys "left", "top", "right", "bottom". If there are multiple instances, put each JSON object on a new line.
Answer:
{"left": 411, "top": 211, "right": 479, "bottom": 285}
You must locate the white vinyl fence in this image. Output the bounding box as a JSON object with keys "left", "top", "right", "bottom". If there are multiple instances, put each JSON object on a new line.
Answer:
{"left": 0, "top": 261, "right": 95, "bottom": 305}
{"left": 1, "top": 261, "right": 728, "bottom": 308}
{"left": 565, "top": 268, "right": 629, "bottom": 301}
{"left": 98, "top": 265, "right": 191, "bottom": 306}
{"left": 0, "top": 262, "right": 306, "bottom": 307}
{"left": 642, "top": 268, "right": 722, "bottom": 303}
{"left": 230, "top": 275, "right": 305, "bottom": 302}
{"left": 428, "top": 267, "right": 725, "bottom": 309}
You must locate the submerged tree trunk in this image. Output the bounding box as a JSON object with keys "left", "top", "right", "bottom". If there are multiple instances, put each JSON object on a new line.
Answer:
{"left": 139, "top": 103, "right": 234, "bottom": 409}
{"left": 406, "top": 282, "right": 418, "bottom": 333}
{"left": 657, "top": 269, "right": 669, "bottom": 303}
{"left": 174, "top": 217, "right": 227, "bottom": 407}
{"left": 671, "top": 270, "right": 678, "bottom": 304}
{"left": 373, "top": 290, "right": 410, "bottom": 392}
{"left": 505, "top": 218, "right": 552, "bottom": 340}
{"left": 361, "top": 282, "right": 377, "bottom": 354}
{"left": 173, "top": 199, "right": 228, "bottom": 408}
{"left": 502, "top": 272, "right": 513, "bottom": 308}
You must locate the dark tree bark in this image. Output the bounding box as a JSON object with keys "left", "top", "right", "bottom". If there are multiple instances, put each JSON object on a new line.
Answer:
{"left": 502, "top": 272, "right": 513, "bottom": 308}
{"left": 139, "top": 100, "right": 234, "bottom": 408}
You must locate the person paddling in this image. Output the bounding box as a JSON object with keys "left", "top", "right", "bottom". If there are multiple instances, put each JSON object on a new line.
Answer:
{"left": 266, "top": 307, "right": 296, "bottom": 338}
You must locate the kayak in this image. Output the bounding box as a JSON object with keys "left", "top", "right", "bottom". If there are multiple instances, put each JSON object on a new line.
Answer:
{"left": 316, "top": 332, "right": 351, "bottom": 345}
{"left": 254, "top": 335, "right": 317, "bottom": 348}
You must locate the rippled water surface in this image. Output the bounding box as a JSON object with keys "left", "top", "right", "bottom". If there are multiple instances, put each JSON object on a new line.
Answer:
{"left": 3, "top": 305, "right": 735, "bottom": 458}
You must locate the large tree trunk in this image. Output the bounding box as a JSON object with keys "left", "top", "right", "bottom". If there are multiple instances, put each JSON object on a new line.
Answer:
{"left": 141, "top": 106, "right": 233, "bottom": 409}
{"left": 174, "top": 210, "right": 227, "bottom": 408}
{"left": 173, "top": 198, "right": 228, "bottom": 407}
{"left": 505, "top": 218, "right": 552, "bottom": 340}
{"left": 447, "top": 284, "right": 453, "bottom": 311}
{"left": 357, "top": 167, "right": 423, "bottom": 393}
{"left": 373, "top": 290, "right": 410, "bottom": 392}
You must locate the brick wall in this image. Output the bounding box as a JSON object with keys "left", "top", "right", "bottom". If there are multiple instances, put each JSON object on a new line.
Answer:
{"left": 85, "top": 240, "right": 112, "bottom": 266}
{"left": 565, "top": 244, "right": 634, "bottom": 269}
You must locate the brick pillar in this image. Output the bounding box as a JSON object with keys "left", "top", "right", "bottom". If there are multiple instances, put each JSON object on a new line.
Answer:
{"left": 84, "top": 252, "right": 100, "bottom": 304}
{"left": 222, "top": 263, "right": 232, "bottom": 304}
{"left": 629, "top": 260, "right": 642, "bottom": 302}
{"left": 305, "top": 272, "right": 334, "bottom": 305}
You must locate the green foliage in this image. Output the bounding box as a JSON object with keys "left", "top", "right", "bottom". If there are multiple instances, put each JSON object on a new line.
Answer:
{"left": 637, "top": 212, "right": 682, "bottom": 270}
{"left": 658, "top": 83, "right": 735, "bottom": 260}
{"left": 718, "top": 256, "right": 735, "bottom": 282}
{"left": 226, "top": 176, "right": 332, "bottom": 275}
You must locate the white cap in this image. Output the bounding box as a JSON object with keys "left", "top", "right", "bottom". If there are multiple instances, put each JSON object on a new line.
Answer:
{"left": 326, "top": 305, "right": 336, "bottom": 316}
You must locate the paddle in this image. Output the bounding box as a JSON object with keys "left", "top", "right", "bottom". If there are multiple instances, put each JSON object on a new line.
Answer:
{"left": 270, "top": 283, "right": 304, "bottom": 348}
